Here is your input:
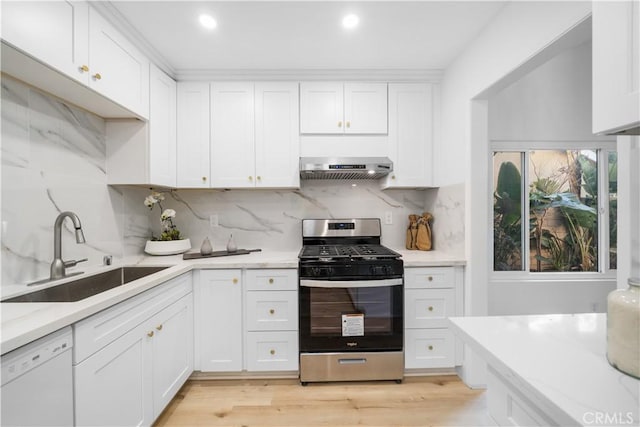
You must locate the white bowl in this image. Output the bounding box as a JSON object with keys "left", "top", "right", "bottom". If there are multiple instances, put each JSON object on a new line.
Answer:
{"left": 144, "top": 238, "right": 191, "bottom": 256}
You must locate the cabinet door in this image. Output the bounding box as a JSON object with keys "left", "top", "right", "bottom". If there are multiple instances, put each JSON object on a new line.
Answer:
{"left": 176, "top": 82, "right": 210, "bottom": 187}
{"left": 151, "top": 294, "right": 193, "bottom": 419}
{"left": 344, "top": 83, "right": 388, "bottom": 134}
{"left": 196, "top": 270, "right": 243, "bottom": 372}
{"left": 255, "top": 82, "right": 300, "bottom": 188}
{"left": 299, "top": 82, "right": 344, "bottom": 134}
{"left": 1, "top": 0, "right": 89, "bottom": 85}
{"left": 210, "top": 83, "right": 256, "bottom": 188}
{"left": 383, "top": 83, "right": 434, "bottom": 188}
{"left": 88, "top": 7, "right": 149, "bottom": 118}
{"left": 593, "top": 1, "right": 640, "bottom": 134}
{"left": 149, "top": 64, "right": 177, "bottom": 187}
{"left": 74, "top": 323, "right": 153, "bottom": 427}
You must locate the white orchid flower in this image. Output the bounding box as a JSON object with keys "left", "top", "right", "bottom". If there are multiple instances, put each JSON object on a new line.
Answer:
{"left": 161, "top": 209, "right": 176, "bottom": 220}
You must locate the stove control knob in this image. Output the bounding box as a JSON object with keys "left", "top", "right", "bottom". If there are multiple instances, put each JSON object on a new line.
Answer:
{"left": 369, "top": 265, "right": 383, "bottom": 275}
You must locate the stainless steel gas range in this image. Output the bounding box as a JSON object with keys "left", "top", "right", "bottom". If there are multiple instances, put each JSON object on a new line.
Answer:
{"left": 298, "top": 218, "right": 404, "bottom": 384}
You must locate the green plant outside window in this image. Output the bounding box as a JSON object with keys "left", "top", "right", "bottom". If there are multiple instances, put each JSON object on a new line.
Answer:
{"left": 493, "top": 149, "right": 617, "bottom": 273}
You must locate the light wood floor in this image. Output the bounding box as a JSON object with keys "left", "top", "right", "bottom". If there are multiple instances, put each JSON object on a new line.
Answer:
{"left": 154, "top": 375, "right": 492, "bottom": 427}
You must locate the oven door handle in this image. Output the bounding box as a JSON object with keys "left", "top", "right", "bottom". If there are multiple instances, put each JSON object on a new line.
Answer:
{"left": 299, "top": 278, "right": 403, "bottom": 288}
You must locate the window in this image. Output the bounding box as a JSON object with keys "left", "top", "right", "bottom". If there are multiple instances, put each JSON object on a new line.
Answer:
{"left": 492, "top": 142, "right": 617, "bottom": 275}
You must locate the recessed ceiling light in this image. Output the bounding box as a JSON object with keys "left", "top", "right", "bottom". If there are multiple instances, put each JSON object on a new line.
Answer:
{"left": 342, "top": 14, "right": 359, "bottom": 30}
{"left": 199, "top": 14, "right": 217, "bottom": 30}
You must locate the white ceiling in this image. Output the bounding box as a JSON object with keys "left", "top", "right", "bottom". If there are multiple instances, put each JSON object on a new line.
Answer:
{"left": 108, "top": 1, "right": 506, "bottom": 76}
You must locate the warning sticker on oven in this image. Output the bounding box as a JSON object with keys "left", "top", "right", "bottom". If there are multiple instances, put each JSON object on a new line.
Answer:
{"left": 342, "top": 313, "right": 364, "bottom": 337}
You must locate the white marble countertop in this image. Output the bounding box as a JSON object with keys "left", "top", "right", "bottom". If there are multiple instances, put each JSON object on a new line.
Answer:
{"left": 1, "top": 249, "right": 465, "bottom": 355}
{"left": 450, "top": 314, "right": 640, "bottom": 426}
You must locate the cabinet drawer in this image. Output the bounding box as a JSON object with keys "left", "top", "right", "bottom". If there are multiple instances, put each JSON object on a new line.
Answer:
{"left": 245, "top": 269, "right": 297, "bottom": 291}
{"left": 246, "top": 331, "right": 299, "bottom": 371}
{"left": 404, "top": 267, "right": 454, "bottom": 289}
{"left": 405, "top": 289, "right": 455, "bottom": 329}
{"left": 246, "top": 291, "right": 298, "bottom": 331}
{"left": 74, "top": 273, "right": 192, "bottom": 363}
{"left": 404, "top": 329, "right": 455, "bottom": 369}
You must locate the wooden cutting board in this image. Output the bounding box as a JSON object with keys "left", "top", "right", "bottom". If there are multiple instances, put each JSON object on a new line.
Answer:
{"left": 182, "top": 248, "right": 261, "bottom": 260}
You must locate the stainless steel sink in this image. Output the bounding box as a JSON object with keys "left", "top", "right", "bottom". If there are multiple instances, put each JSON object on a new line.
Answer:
{"left": 3, "top": 266, "right": 170, "bottom": 303}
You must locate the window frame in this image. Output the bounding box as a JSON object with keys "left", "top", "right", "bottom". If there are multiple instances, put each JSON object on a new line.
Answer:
{"left": 490, "top": 140, "right": 617, "bottom": 282}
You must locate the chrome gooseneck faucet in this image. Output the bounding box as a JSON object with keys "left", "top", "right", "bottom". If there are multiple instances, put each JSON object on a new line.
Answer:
{"left": 50, "top": 211, "right": 87, "bottom": 280}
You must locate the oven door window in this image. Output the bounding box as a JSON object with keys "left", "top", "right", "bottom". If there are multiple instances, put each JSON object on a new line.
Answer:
{"left": 310, "top": 287, "right": 393, "bottom": 336}
{"left": 299, "top": 282, "right": 403, "bottom": 352}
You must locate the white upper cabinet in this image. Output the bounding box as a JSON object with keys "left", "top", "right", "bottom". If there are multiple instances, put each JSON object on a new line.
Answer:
{"left": 148, "top": 64, "right": 177, "bottom": 187}
{"left": 300, "top": 82, "right": 387, "bottom": 134}
{"left": 299, "top": 82, "right": 344, "bottom": 134}
{"left": 593, "top": 1, "right": 640, "bottom": 135}
{"left": 176, "top": 82, "right": 210, "bottom": 188}
{"left": 1, "top": 0, "right": 90, "bottom": 84}
{"left": 344, "top": 83, "right": 389, "bottom": 134}
{"left": 210, "top": 83, "right": 256, "bottom": 188}
{"left": 88, "top": 7, "right": 149, "bottom": 118}
{"left": 382, "top": 83, "right": 434, "bottom": 189}
{"left": 1, "top": 1, "right": 150, "bottom": 119}
{"left": 255, "top": 82, "right": 300, "bottom": 188}
{"left": 210, "top": 82, "right": 300, "bottom": 189}
{"left": 105, "top": 64, "right": 175, "bottom": 187}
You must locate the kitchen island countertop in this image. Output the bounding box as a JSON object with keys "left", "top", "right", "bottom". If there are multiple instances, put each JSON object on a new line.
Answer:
{"left": 450, "top": 314, "right": 640, "bottom": 426}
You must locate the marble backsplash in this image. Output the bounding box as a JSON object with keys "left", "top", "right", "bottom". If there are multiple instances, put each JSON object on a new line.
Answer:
{"left": 1, "top": 76, "right": 151, "bottom": 287}
{"left": 1, "top": 76, "right": 466, "bottom": 288}
{"left": 142, "top": 183, "right": 428, "bottom": 254}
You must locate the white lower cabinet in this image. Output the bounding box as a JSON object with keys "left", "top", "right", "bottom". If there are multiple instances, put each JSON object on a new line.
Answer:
{"left": 75, "top": 320, "right": 153, "bottom": 426}
{"left": 195, "top": 268, "right": 298, "bottom": 374}
{"left": 245, "top": 331, "right": 299, "bottom": 372}
{"left": 404, "top": 329, "right": 455, "bottom": 369}
{"left": 74, "top": 273, "right": 193, "bottom": 426}
{"left": 151, "top": 294, "right": 194, "bottom": 418}
{"left": 195, "top": 270, "right": 243, "bottom": 372}
{"left": 245, "top": 269, "right": 298, "bottom": 372}
{"left": 404, "top": 266, "right": 463, "bottom": 370}
{"left": 486, "top": 366, "right": 554, "bottom": 426}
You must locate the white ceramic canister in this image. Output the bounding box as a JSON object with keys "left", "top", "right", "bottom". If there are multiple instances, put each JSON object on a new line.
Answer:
{"left": 607, "top": 277, "right": 640, "bottom": 378}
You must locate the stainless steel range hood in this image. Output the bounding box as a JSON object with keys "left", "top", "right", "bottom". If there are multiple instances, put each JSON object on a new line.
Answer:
{"left": 299, "top": 157, "right": 393, "bottom": 180}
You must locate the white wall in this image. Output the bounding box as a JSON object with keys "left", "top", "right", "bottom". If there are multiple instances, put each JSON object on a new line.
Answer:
{"left": 439, "top": 0, "right": 592, "bottom": 387}
{"left": 617, "top": 136, "right": 640, "bottom": 289}
{"left": 440, "top": 0, "right": 592, "bottom": 315}
{"left": 489, "top": 41, "right": 609, "bottom": 143}
{"left": 487, "top": 40, "right": 617, "bottom": 315}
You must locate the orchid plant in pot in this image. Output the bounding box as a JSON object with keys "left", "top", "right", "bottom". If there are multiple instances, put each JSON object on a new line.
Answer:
{"left": 143, "top": 191, "right": 191, "bottom": 255}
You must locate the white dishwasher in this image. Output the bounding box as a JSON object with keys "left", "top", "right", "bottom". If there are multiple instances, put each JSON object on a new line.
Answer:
{"left": 1, "top": 327, "right": 74, "bottom": 426}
